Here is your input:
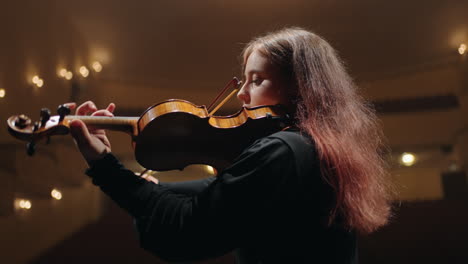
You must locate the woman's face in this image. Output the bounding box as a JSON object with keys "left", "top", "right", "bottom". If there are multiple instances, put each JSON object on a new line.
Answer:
{"left": 237, "top": 49, "right": 289, "bottom": 108}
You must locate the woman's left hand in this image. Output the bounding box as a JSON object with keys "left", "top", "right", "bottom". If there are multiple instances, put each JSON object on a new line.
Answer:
{"left": 66, "top": 101, "right": 116, "bottom": 166}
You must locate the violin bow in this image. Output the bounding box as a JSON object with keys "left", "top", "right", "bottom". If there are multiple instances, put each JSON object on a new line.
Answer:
{"left": 207, "top": 77, "right": 242, "bottom": 115}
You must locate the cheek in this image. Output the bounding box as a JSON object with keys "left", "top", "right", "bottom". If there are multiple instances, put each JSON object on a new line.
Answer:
{"left": 255, "top": 84, "right": 282, "bottom": 105}
{"left": 262, "top": 87, "right": 279, "bottom": 100}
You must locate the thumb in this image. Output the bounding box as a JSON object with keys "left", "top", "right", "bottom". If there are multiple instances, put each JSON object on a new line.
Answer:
{"left": 69, "top": 119, "right": 92, "bottom": 147}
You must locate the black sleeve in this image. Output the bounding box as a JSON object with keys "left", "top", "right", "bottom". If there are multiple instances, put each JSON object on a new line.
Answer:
{"left": 86, "top": 136, "right": 296, "bottom": 262}
{"left": 160, "top": 177, "right": 216, "bottom": 195}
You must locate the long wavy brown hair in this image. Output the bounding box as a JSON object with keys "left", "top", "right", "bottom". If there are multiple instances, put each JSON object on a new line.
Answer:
{"left": 242, "top": 27, "right": 392, "bottom": 234}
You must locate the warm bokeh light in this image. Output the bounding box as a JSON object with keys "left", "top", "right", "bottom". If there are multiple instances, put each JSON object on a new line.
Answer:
{"left": 0, "top": 88, "right": 5, "bottom": 98}
{"left": 58, "top": 68, "right": 67, "bottom": 77}
{"left": 36, "top": 79, "right": 44, "bottom": 87}
{"left": 80, "top": 66, "right": 89, "bottom": 77}
{"left": 21, "top": 200, "right": 31, "bottom": 209}
{"left": 15, "top": 199, "right": 32, "bottom": 210}
{"left": 92, "top": 61, "right": 103, "bottom": 72}
{"left": 65, "top": 71, "right": 73, "bottom": 80}
{"left": 32, "top": 76, "right": 44, "bottom": 87}
{"left": 459, "top": 43, "right": 466, "bottom": 55}
{"left": 51, "top": 189, "right": 62, "bottom": 200}
{"left": 32, "top": 75, "right": 40, "bottom": 84}
{"left": 401, "top": 152, "right": 416, "bottom": 166}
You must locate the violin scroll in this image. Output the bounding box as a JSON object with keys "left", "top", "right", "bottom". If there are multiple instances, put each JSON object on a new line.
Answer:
{"left": 7, "top": 105, "right": 73, "bottom": 155}
{"left": 13, "top": 114, "right": 32, "bottom": 129}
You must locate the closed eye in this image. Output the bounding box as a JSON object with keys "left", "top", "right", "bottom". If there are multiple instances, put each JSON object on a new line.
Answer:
{"left": 252, "top": 78, "right": 263, "bottom": 86}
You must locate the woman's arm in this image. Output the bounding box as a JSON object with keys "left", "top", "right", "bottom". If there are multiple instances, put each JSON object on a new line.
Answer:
{"left": 85, "top": 137, "right": 296, "bottom": 262}
{"left": 159, "top": 177, "right": 216, "bottom": 195}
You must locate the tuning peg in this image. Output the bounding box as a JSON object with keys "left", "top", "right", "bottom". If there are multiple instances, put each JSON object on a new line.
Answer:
{"left": 57, "top": 104, "right": 71, "bottom": 121}
{"left": 26, "top": 142, "right": 36, "bottom": 156}
{"left": 40, "top": 108, "right": 51, "bottom": 127}
{"left": 33, "top": 121, "right": 39, "bottom": 132}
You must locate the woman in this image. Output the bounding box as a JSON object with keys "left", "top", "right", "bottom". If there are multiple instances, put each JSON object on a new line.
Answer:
{"left": 69, "top": 27, "right": 392, "bottom": 263}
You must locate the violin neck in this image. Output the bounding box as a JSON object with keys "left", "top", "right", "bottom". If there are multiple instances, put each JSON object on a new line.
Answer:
{"left": 64, "top": 115, "right": 138, "bottom": 134}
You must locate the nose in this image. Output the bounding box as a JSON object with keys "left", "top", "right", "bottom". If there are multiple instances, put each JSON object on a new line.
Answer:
{"left": 237, "top": 82, "right": 250, "bottom": 105}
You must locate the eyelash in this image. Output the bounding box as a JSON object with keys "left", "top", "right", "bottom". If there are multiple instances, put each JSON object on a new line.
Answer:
{"left": 242, "top": 75, "right": 263, "bottom": 86}
{"left": 251, "top": 78, "right": 262, "bottom": 86}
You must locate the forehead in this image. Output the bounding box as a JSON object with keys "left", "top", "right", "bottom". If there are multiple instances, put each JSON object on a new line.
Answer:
{"left": 244, "top": 49, "right": 273, "bottom": 74}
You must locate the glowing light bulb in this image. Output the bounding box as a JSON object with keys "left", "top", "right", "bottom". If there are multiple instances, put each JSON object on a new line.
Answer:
{"left": 17, "top": 199, "right": 32, "bottom": 210}
{"left": 59, "top": 68, "right": 67, "bottom": 77}
{"left": 92, "top": 61, "right": 102, "bottom": 72}
{"left": 51, "top": 189, "right": 62, "bottom": 200}
{"left": 459, "top": 44, "right": 466, "bottom": 55}
{"left": 401, "top": 152, "right": 416, "bottom": 166}
{"left": 80, "top": 66, "right": 89, "bottom": 78}
{"left": 36, "top": 79, "right": 44, "bottom": 87}
{"left": 65, "top": 71, "right": 73, "bottom": 80}
{"left": 32, "top": 75, "right": 40, "bottom": 84}
{"left": 0, "top": 88, "right": 5, "bottom": 98}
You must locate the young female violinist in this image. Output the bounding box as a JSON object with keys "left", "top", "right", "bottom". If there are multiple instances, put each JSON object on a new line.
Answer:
{"left": 68, "top": 27, "right": 392, "bottom": 263}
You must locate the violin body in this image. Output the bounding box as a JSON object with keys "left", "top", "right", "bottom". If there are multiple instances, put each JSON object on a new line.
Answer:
{"left": 136, "top": 100, "right": 289, "bottom": 171}
{"left": 7, "top": 99, "right": 290, "bottom": 171}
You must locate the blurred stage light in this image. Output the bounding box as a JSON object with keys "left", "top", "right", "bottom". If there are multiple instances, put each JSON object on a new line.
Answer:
{"left": 92, "top": 61, "right": 103, "bottom": 72}
{"left": 459, "top": 44, "right": 466, "bottom": 55}
{"left": 401, "top": 152, "right": 416, "bottom": 166}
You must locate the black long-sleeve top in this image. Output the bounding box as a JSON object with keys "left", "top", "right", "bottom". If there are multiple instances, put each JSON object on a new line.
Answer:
{"left": 86, "top": 130, "right": 357, "bottom": 263}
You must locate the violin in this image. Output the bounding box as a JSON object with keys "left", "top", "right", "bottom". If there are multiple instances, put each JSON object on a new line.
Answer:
{"left": 7, "top": 99, "right": 290, "bottom": 171}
